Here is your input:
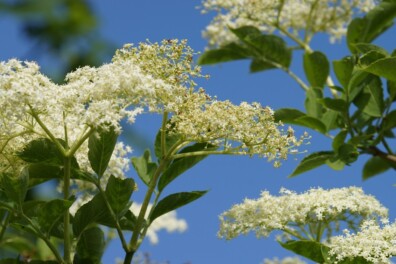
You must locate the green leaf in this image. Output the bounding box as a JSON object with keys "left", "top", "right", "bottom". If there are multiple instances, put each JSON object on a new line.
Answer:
{"left": 303, "top": 51, "right": 329, "bottom": 88}
{"left": 333, "top": 56, "right": 355, "bottom": 88}
{"left": 332, "top": 130, "right": 348, "bottom": 152}
{"left": 73, "top": 194, "right": 110, "bottom": 236}
{"left": 198, "top": 43, "right": 250, "bottom": 65}
{"left": 354, "top": 43, "right": 389, "bottom": 56}
{"left": 353, "top": 75, "right": 384, "bottom": 117}
{"left": 305, "top": 88, "right": 323, "bottom": 118}
{"left": 347, "top": 70, "right": 370, "bottom": 102}
{"left": 230, "top": 26, "right": 292, "bottom": 70}
{"left": 250, "top": 58, "right": 276, "bottom": 72}
{"left": 363, "top": 156, "right": 391, "bottom": 180}
{"left": 274, "top": 108, "right": 326, "bottom": 133}
{"left": 36, "top": 199, "right": 73, "bottom": 234}
{"left": 17, "top": 138, "right": 63, "bottom": 165}
{"left": 337, "top": 144, "right": 359, "bottom": 164}
{"left": 388, "top": 80, "right": 396, "bottom": 101}
{"left": 74, "top": 226, "right": 105, "bottom": 264}
{"left": 105, "top": 175, "right": 134, "bottom": 216}
{"left": 26, "top": 164, "right": 62, "bottom": 187}
{"left": 321, "top": 109, "right": 340, "bottom": 132}
{"left": 88, "top": 127, "right": 119, "bottom": 177}
{"left": 382, "top": 110, "right": 396, "bottom": 132}
{"left": 154, "top": 125, "right": 181, "bottom": 160}
{"left": 131, "top": 149, "right": 157, "bottom": 186}
{"left": 150, "top": 191, "right": 208, "bottom": 223}
{"left": 279, "top": 240, "right": 328, "bottom": 263}
{"left": 347, "top": 1, "right": 396, "bottom": 53}
{"left": 358, "top": 50, "right": 388, "bottom": 67}
{"left": 320, "top": 98, "right": 348, "bottom": 113}
{"left": 359, "top": 57, "right": 396, "bottom": 82}
{"left": 289, "top": 151, "right": 334, "bottom": 177}
{"left": 0, "top": 169, "right": 29, "bottom": 206}
{"left": 158, "top": 143, "right": 217, "bottom": 192}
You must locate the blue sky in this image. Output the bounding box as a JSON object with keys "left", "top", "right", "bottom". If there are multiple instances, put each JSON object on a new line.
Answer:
{"left": 0, "top": 1, "right": 395, "bottom": 263}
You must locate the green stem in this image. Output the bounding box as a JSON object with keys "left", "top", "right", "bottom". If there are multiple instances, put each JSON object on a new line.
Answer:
{"left": 161, "top": 112, "right": 169, "bottom": 158}
{"left": 125, "top": 159, "right": 169, "bottom": 263}
{"left": 67, "top": 127, "right": 95, "bottom": 157}
{"left": 171, "top": 149, "right": 248, "bottom": 159}
{"left": 63, "top": 157, "right": 72, "bottom": 264}
{"left": 276, "top": 26, "right": 338, "bottom": 97}
{"left": 28, "top": 106, "right": 66, "bottom": 155}
{"left": 0, "top": 211, "right": 10, "bottom": 241}
{"left": 19, "top": 211, "right": 64, "bottom": 263}
{"left": 96, "top": 183, "right": 129, "bottom": 252}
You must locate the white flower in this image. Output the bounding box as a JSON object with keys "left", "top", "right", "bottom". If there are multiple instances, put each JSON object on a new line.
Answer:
{"left": 201, "top": 0, "right": 376, "bottom": 46}
{"left": 329, "top": 220, "right": 396, "bottom": 263}
{"left": 218, "top": 187, "right": 388, "bottom": 240}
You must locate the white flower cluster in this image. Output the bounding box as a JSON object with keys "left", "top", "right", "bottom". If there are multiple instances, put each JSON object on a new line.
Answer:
{"left": 130, "top": 203, "right": 187, "bottom": 245}
{"left": 1, "top": 39, "right": 305, "bottom": 175}
{"left": 170, "top": 99, "right": 307, "bottom": 166}
{"left": 201, "top": 0, "right": 376, "bottom": 46}
{"left": 328, "top": 220, "right": 396, "bottom": 264}
{"left": 218, "top": 187, "right": 388, "bottom": 240}
{"left": 262, "top": 257, "right": 307, "bottom": 264}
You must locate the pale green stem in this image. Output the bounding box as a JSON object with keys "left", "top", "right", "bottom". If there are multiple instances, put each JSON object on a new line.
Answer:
{"left": 282, "top": 227, "right": 307, "bottom": 241}
{"left": 96, "top": 183, "right": 130, "bottom": 252}
{"left": 276, "top": 26, "right": 338, "bottom": 97}
{"left": 171, "top": 149, "right": 249, "bottom": 159}
{"left": 0, "top": 211, "right": 10, "bottom": 242}
{"left": 67, "top": 127, "right": 95, "bottom": 157}
{"left": 125, "top": 159, "right": 169, "bottom": 264}
{"left": 63, "top": 157, "right": 72, "bottom": 264}
{"left": 161, "top": 112, "right": 169, "bottom": 158}
{"left": 28, "top": 106, "right": 66, "bottom": 155}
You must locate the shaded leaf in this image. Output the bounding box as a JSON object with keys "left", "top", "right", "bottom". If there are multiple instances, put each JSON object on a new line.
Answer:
{"left": 359, "top": 57, "right": 396, "bottom": 82}
{"left": 332, "top": 130, "right": 348, "bottom": 152}
{"left": 363, "top": 156, "right": 391, "bottom": 180}
{"left": 305, "top": 88, "right": 323, "bottom": 118}
{"left": 354, "top": 43, "right": 389, "bottom": 56}
{"left": 333, "top": 56, "right": 355, "bottom": 88}
{"left": 280, "top": 240, "right": 328, "bottom": 263}
{"left": 230, "top": 26, "right": 292, "bottom": 70}
{"left": 37, "top": 199, "right": 73, "bottom": 234}
{"left": 303, "top": 51, "right": 329, "bottom": 88}
{"left": 74, "top": 226, "right": 105, "bottom": 264}
{"left": 321, "top": 109, "right": 340, "bottom": 132}
{"left": 0, "top": 169, "right": 29, "bottom": 206}
{"left": 131, "top": 149, "right": 157, "bottom": 186}
{"left": 88, "top": 127, "right": 119, "bottom": 177}
{"left": 353, "top": 75, "right": 384, "bottom": 117}
{"left": 289, "top": 151, "right": 334, "bottom": 177}
{"left": 105, "top": 175, "right": 134, "bottom": 216}
{"left": 337, "top": 144, "right": 359, "bottom": 164}
{"left": 320, "top": 98, "right": 348, "bottom": 113}
{"left": 198, "top": 43, "right": 250, "bottom": 65}
{"left": 274, "top": 108, "right": 326, "bottom": 133}
{"left": 150, "top": 191, "right": 208, "bottom": 223}
{"left": 347, "top": 2, "right": 396, "bottom": 53}
{"left": 382, "top": 110, "right": 396, "bottom": 132}
{"left": 158, "top": 143, "right": 217, "bottom": 192}
{"left": 17, "top": 138, "right": 63, "bottom": 165}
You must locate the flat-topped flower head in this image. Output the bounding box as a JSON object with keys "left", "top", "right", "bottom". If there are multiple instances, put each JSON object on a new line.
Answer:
{"left": 201, "top": 0, "right": 376, "bottom": 46}
{"left": 169, "top": 97, "right": 307, "bottom": 166}
{"left": 329, "top": 220, "right": 396, "bottom": 263}
{"left": 218, "top": 187, "right": 388, "bottom": 240}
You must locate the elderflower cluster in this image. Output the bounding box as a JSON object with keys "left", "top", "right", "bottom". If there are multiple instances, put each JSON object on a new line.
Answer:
{"left": 170, "top": 99, "right": 307, "bottom": 166}
{"left": 201, "top": 0, "right": 376, "bottom": 46}
{"left": 129, "top": 203, "right": 187, "bottom": 245}
{"left": 262, "top": 257, "right": 307, "bottom": 264}
{"left": 328, "top": 220, "right": 396, "bottom": 263}
{"left": 218, "top": 187, "right": 388, "bottom": 240}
